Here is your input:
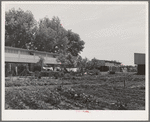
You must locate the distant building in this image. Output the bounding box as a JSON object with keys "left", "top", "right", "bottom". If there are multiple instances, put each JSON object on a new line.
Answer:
{"left": 104, "top": 60, "right": 121, "bottom": 72}
{"left": 5, "top": 46, "right": 60, "bottom": 72}
{"left": 98, "top": 60, "right": 121, "bottom": 72}
{"left": 5, "top": 46, "right": 59, "bottom": 64}
{"left": 134, "top": 53, "right": 145, "bottom": 75}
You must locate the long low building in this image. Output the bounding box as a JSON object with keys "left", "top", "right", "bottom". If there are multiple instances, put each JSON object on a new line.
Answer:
{"left": 5, "top": 46, "right": 60, "bottom": 64}
{"left": 94, "top": 60, "right": 121, "bottom": 72}
{"left": 104, "top": 60, "right": 121, "bottom": 72}
{"left": 134, "top": 53, "right": 145, "bottom": 75}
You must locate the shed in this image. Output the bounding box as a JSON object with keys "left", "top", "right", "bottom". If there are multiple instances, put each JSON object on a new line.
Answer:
{"left": 134, "top": 53, "right": 145, "bottom": 75}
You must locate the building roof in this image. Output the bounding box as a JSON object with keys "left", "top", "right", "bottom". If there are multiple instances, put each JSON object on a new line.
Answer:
{"left": 104, "top": 60, "right": 121, "bottom": 64}
{"left": 5, "top": 46, "right": 59, "bottom": 56}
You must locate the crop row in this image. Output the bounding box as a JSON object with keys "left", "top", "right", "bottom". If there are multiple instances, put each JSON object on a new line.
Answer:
{"left": 5, "top": 85, "right": 119, "bottom": 110}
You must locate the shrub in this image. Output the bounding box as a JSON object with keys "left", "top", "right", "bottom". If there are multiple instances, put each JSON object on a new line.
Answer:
{"left": 40, "top": 71, "right": 49, "bottom": 77}
{"left": 53, "top": 72, "right": 59, "bottom": 79}
{"left": 70, "top": 71, "right": 76, "bottom": 76}
{"left": 87, "top": 69, "right": 100, "bottom": 75}
{"left": 18, "top": 64, "right": 26, "bottom": 75}
{"left": 64, "top": 73, "right": 72, "bottom": 79}
{"left": 5, "top": 88, "right": 62, "bottom": 109}
{"left": 33, "top": 65, "right": 41, "bottom": 72}
{"left": 139, "top": 86, "right": 145, "bottom": 90}
{"left": 47, "top": 71, "right": 64, "bottom": 79}
{"left": 109, "top": 71, "right": 115, "bottom": 74}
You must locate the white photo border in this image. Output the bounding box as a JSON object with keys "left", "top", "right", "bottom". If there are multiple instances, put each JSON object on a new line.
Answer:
{"left": 1, "top": 1, "right": 149, "bottom": 121}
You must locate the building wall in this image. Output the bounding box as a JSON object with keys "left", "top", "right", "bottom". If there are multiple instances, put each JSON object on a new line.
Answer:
{"left": 98, "top": 60, "right": 105, "bottom": 66}
{"left": 104, "top": 61, "right": 121, "bottom": 72}
{"left": 105, "top": 62, "right": 115, "bottom": 67}
{"left": 5, "top": 46, "right": 59, "bottom": 64}
{"left": 137, "top": 64, "right": 145, "bottom": 75}
{"left": 134, "top": 53, "right": 145, "bottom": 75}
{"left": 99, "top": 66, "right": 109, "bottom": 71}
{"left": 134, "top": 53, "right": 145, "bottom": 64}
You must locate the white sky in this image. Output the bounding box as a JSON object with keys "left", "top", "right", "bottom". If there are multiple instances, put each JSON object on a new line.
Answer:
{"left": 4, "top": 2, "right": 148, "bottom": 65}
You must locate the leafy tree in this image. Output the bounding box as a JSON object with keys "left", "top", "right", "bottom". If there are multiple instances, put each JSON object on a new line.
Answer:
{"left": 76, "top": 57, "right": 89, "bottom": 72}
{"left": 66, "top": 30, "right": 85, "bottom": 56}
{"left": 5, "top": 8, "right": 37, "bottom": 49}
{"left": 34, "top": 17, "right": 68, "bottom": 53}
{"left": 37, "top": 56, "right": 46, "bottom": 71}
{"left": 86, "top": 58, "right": 104, "bottom": 70}
{"left": 35, "top": 17, "right": 85, "bottom": 59}
{"left": 5, "top": 8, "right": 85, "bottom": 68}
{"left": 57, "top": 53, "right": 75, "bottom": 68}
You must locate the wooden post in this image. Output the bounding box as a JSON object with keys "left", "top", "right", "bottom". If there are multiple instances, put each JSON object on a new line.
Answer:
{"left": 18, "top": 50, "right": 20, "bottom": 62}
{"left": 9, "top": 63, "right": 11, "bottom": 71}
{"left": 10, "top": 73, "right": 12, "bottom": 82}
{"left": 15, "top": 65, "right": 18, "bottom": 76}
{"left": 9, "top": 63, "right": 12, "bottom": 81}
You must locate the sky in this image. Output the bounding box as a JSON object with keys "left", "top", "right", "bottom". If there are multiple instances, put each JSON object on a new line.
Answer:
{"left": 4, "top": 2, "right": 148, "bottom": 65}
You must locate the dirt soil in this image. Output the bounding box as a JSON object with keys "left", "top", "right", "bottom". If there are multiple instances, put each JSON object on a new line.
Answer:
{"left": 5, "top": 72, "right": 145, "bottom": 110}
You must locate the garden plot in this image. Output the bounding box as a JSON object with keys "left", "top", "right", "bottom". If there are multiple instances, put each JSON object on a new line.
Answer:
{"left": 5, "top": 73, "right": 145, "bottom": 110}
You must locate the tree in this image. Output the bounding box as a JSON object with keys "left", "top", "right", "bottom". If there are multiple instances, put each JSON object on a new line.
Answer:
{"left": 34, "top": 17, "right": 85, "bottom": 56}
{"left": 5, "top": 8, "right": 85, "bottom": 66}
{"left": 86, "top": 58, "right": 104, "bottom": 70}
{"left": 36, "top": 17, "right": 86, "bottom": 68}
{"left": 34, "top": 16, "right": 68, "bottom": 53}
{"left": 76, "top": 57, "right": 89, "bottom": 72}
{"left": 66, "top": 30, "right": 85, "bottom": 56}
{"left": 5, "top": 8, "right": 37, "bottom": 49}
{"left": 37, "top": 56, "right": 45, "bottom": 71}
{"left": 57, "top": 53, "right": 76, "bottom": 68}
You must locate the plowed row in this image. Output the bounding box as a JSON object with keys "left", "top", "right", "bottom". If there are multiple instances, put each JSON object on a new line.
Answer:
{"left": 5, "top": 73, "right": 145, "bottom": 110}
